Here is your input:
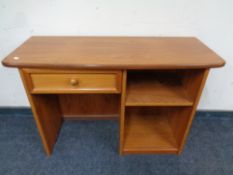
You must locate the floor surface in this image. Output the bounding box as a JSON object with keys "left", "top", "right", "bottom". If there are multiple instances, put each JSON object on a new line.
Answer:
{"left": 0, "top": 111, "right": 233, "bottom": 175}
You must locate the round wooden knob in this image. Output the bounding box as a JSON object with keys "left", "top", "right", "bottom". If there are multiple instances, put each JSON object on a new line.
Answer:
{"left": 70, "top": 79, "right": 78, "bottom": 86}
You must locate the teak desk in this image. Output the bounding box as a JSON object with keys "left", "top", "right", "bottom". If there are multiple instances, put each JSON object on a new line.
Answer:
{"left": 2, "top": 37, "right": 225, "bottom": 155}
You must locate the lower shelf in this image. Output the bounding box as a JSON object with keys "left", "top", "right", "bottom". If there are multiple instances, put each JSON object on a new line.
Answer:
{"left": 123, "top": 107, "right": 180, "bottom": 154}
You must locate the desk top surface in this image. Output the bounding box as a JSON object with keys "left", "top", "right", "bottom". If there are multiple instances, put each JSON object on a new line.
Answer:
{"left": 2, "top": 36, "right": 225, "bottom": 69}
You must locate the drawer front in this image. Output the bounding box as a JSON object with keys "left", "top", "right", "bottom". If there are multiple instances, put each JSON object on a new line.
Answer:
{"left": 25, "top": 70, "right": 122, "bottom": 94}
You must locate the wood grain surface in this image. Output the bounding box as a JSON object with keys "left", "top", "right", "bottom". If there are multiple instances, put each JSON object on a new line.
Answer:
{"left": 2, "top": 37, "right": 225, "bottom": 69}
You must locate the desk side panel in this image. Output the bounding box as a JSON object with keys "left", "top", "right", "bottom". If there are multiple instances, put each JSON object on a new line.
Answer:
{"left": 19, "top": 69, "right": 63, "bottom": 155}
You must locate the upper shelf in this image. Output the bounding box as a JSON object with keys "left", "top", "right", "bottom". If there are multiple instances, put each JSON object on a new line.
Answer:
{"left": 126, "top": 78, "right": 193, "bottom": 107}
{"left": 126, "top": 70, "right": 194, "bottom": 107}
{"left": 2, "top": 36, "right": 225, "bottom": 69}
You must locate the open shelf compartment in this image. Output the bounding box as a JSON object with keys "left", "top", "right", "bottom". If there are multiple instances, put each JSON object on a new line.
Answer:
{"left": 123, "top": 107, "right": 192, "bottom": 154}
{"left": 126, "top": 70, "right": 204, "bottom": 107}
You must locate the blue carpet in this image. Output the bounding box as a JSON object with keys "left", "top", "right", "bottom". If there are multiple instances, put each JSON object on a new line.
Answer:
{"left": 0, "top": 111, "right": 233, "bottom": 175}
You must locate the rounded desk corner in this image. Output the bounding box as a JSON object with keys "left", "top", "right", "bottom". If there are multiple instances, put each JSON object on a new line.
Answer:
{"left": 214, "top": 58, "right": 226, "bottom": 68}
{"left": 1, "top": 56, "right": 22, "bottom": 68}
{"left": 220, "top": 59, "right": 226, "bottom": 67}
{"left": 1, "top": 58, "right": 11, "bottom": 67}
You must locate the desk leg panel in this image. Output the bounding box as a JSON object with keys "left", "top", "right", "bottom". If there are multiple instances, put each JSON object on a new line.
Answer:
{"left": 19, "top": 69, "right": 63, "bottom": 155}
{"left": 177, "top": 69, "right": 210, "bottom": 153}
{"left": 119, "top": 70, "right": 127, "bottom": 154}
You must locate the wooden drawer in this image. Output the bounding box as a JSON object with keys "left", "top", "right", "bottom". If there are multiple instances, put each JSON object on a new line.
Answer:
{"left": 22, "top": 69, "right": 122, "bottom": 94}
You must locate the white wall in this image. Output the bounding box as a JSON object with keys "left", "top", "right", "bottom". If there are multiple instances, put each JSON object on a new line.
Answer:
{"left": 0, "top": 0, "right": 233, "bottom": 110}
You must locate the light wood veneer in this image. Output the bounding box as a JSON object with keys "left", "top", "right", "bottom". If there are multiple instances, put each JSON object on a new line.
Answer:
{"left": 126, "top": 71, "right": 193, "bottom": 107}
{"left": 23, "top": 69, "right": 122, "bottom": 94}
{"left": 124, "top": 107, "right": 179, "bottom": 154}
{"left": 2, "top": 37, "right": 225, "bottom": 69}
{"left": 2, "top": 37, "right": 224, "bottom": 156}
